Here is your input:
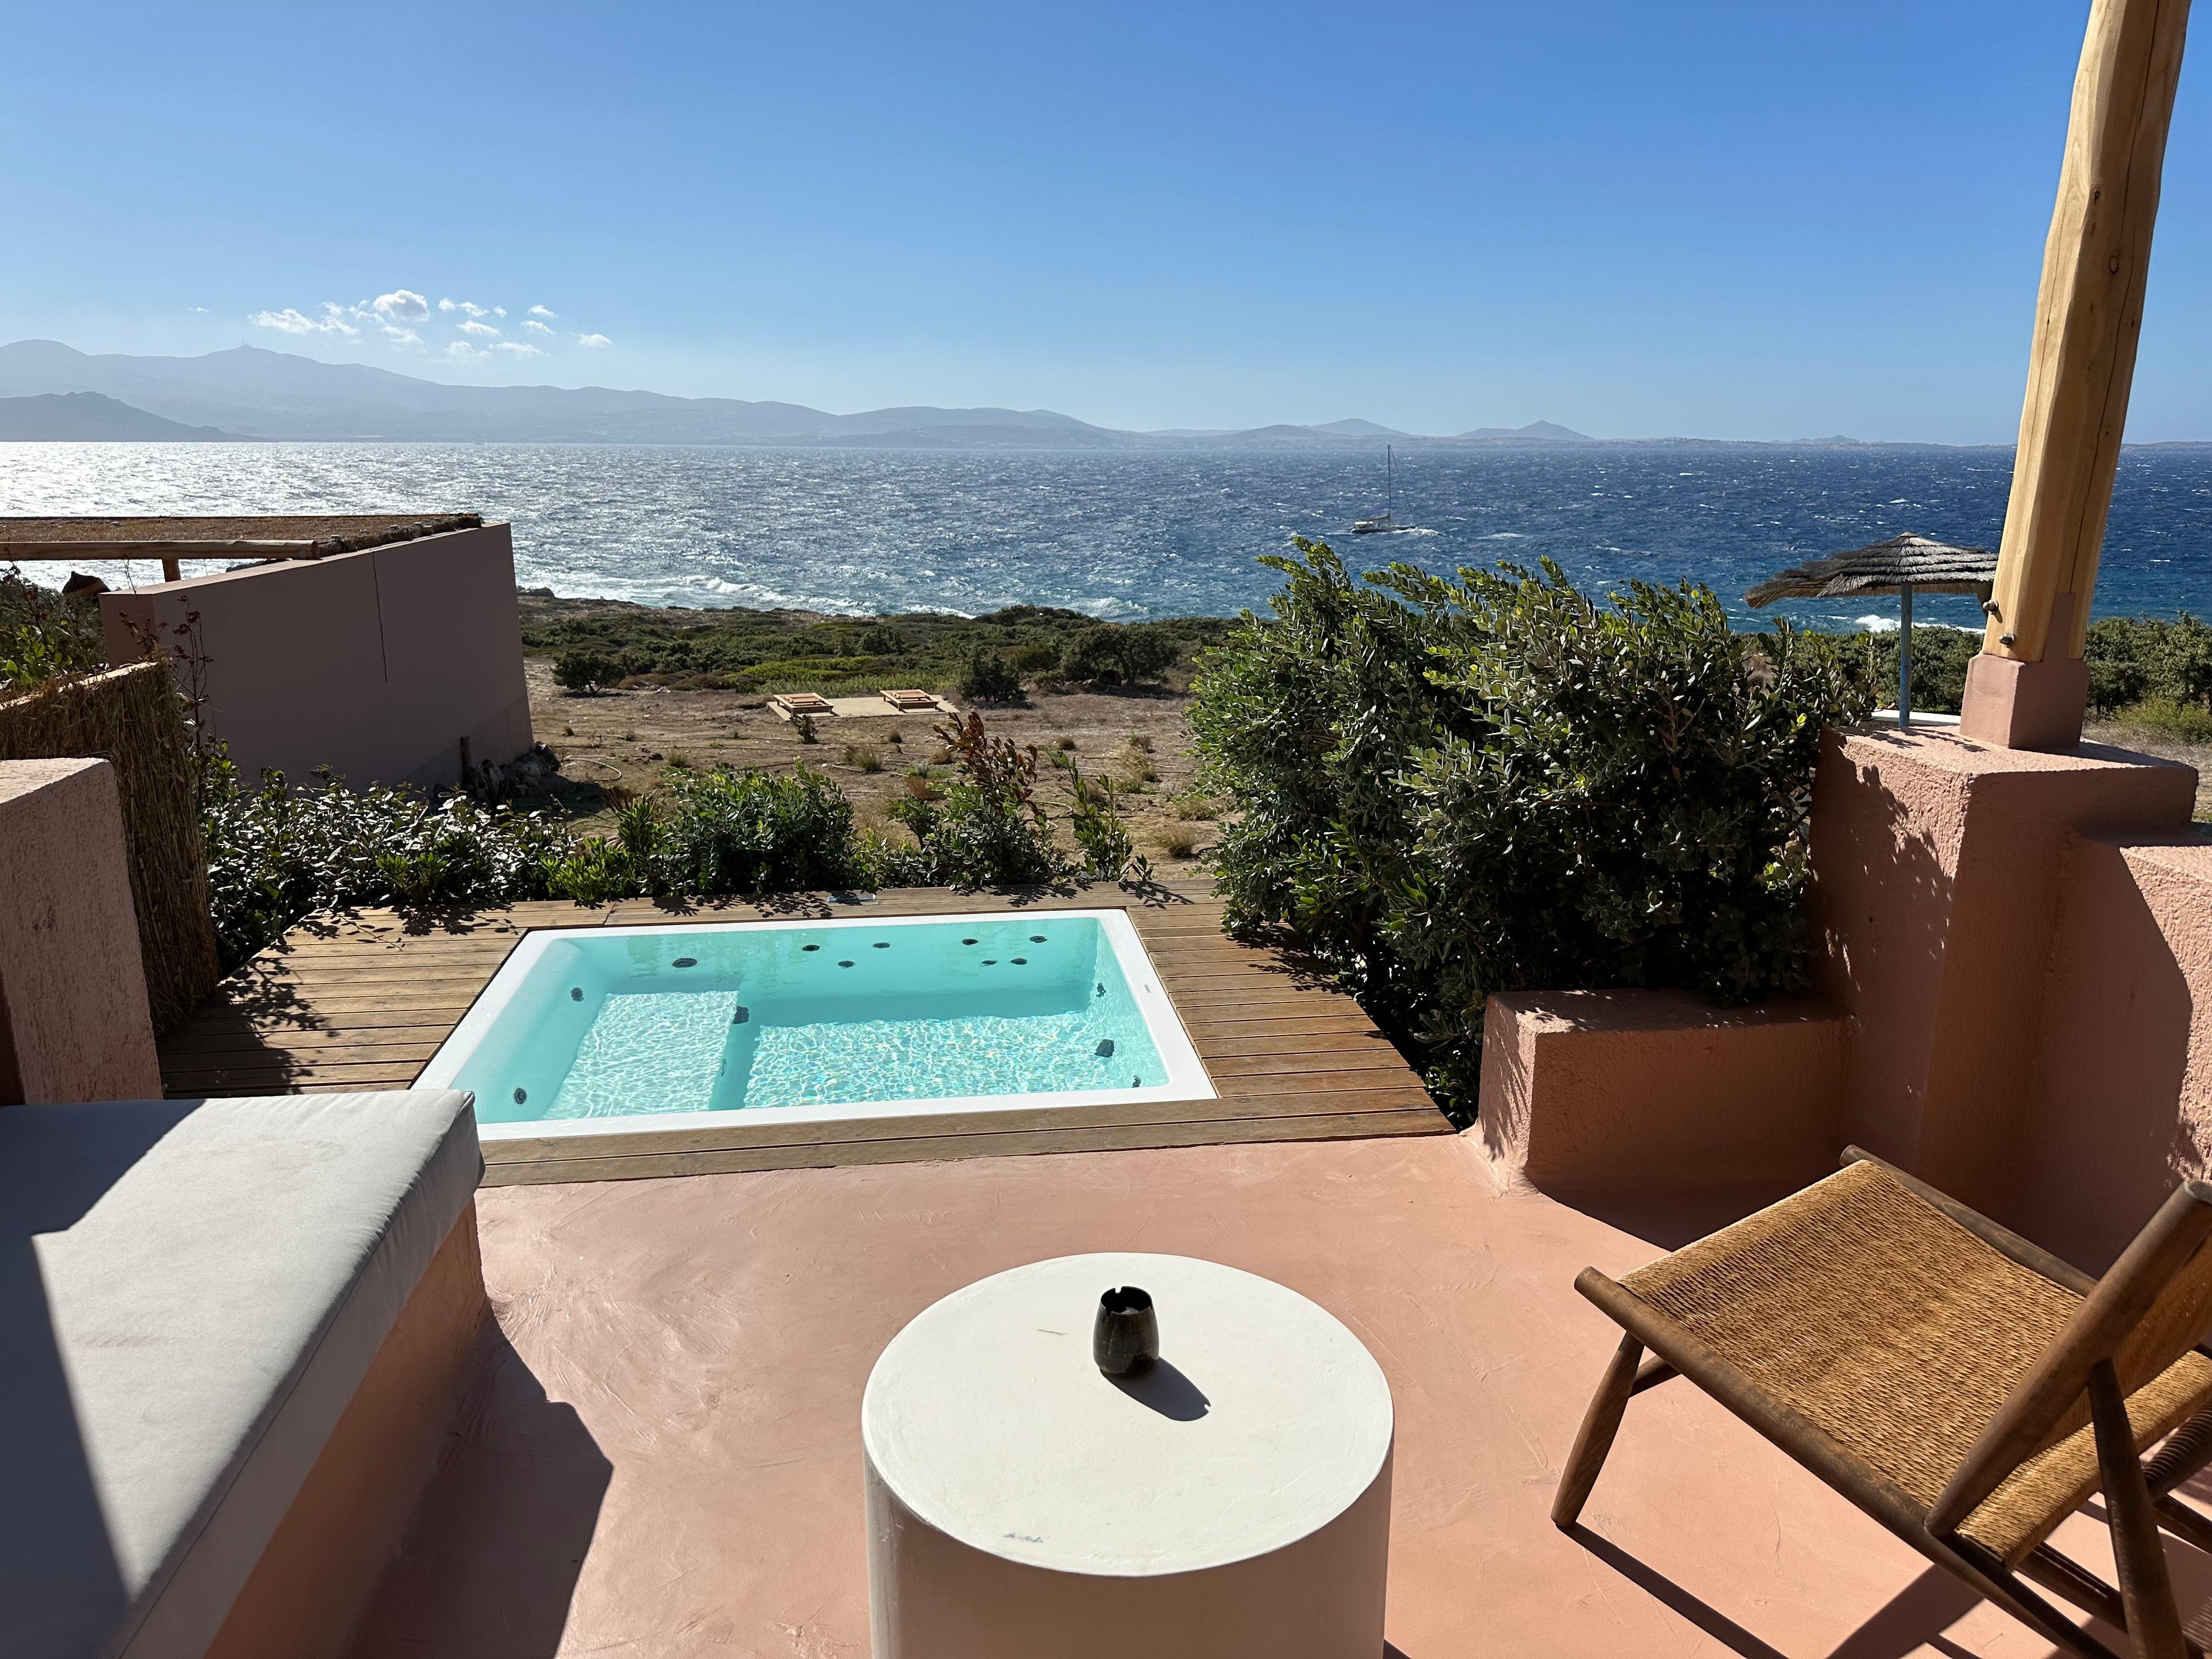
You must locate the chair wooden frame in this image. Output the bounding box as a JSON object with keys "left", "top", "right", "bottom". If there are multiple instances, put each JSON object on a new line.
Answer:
{"left": 1553, "top": 1148, "right": 2212, "bottom": 1659}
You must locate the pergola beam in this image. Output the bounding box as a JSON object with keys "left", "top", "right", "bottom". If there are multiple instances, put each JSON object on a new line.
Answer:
{"left": 1963, "top": 0, "right": 2193, "bottom": 748}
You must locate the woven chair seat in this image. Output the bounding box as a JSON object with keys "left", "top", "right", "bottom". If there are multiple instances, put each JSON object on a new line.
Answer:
{"left": 1620, "top": 1161, "right": 2212, "bottom": 1564}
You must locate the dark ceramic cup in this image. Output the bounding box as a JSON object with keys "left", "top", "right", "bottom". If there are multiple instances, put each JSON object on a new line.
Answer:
{"left": 1093, "top": 1285, "right": 1159, "bottom": 1377}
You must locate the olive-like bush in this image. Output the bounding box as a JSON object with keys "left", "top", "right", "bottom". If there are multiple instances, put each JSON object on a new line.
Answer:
{"left": 957, "top": 646, "right": 1025, "bottom": 704}
{"left": 553, "top": 648, "right": 623, "bottom": 693}
{"left": 0, "top": 575, "right": 106, "bottom": 692}
{"left": 1190, "top": 539, "right": 1872, "bottom": 1116}
{"left": 541, "top": 765, "right": 871, "bottom": 900}
{"left": 199, "top": 757, "right": 568, "bottom": 970}
{"left": 1060, "top": 623, "right": 1178, "bottom": 687}
{"left": 200, "top": 709, "right": 1146, "bottom": 966}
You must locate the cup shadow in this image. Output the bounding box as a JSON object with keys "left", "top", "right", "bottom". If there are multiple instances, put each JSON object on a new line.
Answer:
{"left": 1110, "top": 1357, "right": 1210, "bottom": 1421}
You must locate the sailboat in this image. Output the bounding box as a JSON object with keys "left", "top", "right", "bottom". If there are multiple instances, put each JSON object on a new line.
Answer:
{"left": 1352, "top": 444, "right": 1414, "bottom": 533}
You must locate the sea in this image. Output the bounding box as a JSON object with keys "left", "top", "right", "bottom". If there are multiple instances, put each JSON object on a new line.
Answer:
{"left": 5, "top": 442, "right": 2211, "bottom": 634}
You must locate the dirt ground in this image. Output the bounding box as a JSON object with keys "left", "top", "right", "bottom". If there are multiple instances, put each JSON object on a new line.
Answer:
{"left": 522, "top": 656, "right": 1220, "bottom": 877}
{"left": 2083, "top": 719, "right": 2212, "bottom": 821}
{"left": 518, "top": 661, "right": 2210, "bottom": 878}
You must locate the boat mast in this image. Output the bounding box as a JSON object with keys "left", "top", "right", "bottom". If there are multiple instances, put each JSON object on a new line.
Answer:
{"left": 1385, "top": 445, "right": 1393, "bottom": 519}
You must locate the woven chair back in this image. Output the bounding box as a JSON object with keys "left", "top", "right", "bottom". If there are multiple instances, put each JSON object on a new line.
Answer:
{"left": 1931, "top": 1178, "right": 2212, "bottom": 1535}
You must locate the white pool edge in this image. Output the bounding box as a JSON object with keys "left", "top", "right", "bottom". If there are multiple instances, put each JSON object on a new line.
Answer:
{"left": 416, "top": 908, "right": 1217, "bottom": 1142}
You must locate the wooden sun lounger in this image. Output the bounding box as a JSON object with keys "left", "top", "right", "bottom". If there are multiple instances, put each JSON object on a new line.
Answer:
{"left": 1555, "top": 1147, "right": 2212, "bottom": 1659}
{"left": 769, "top": 692, "right": 835, "bottom": 721}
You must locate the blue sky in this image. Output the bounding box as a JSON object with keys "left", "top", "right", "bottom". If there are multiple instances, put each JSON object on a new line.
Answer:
{"left": 6, "top": 2, "right": 2209, "bottom": 441}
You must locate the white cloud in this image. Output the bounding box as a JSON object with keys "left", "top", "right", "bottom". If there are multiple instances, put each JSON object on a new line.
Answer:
{"left": 251, "top": 287, "right": 566, "bottom": 359}
{"left": 249, "top": 304, "right": 357, "bottom": 338}
{"left": 371, "top": 288, "right": 429, "bottom": 324}
{"left": 528, "top": 304, "right": 556, "bottom": 319}
{"left": 576, "top": 332, "right": 611, "bottom": 347}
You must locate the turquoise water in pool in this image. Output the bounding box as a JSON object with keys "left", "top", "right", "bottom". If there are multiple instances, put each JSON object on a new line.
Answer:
{"left": 449, "top": 915, "right": 1171, "bottom": 1125}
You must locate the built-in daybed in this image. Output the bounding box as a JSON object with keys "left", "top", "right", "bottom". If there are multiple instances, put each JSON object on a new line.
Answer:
{"left": 3, "top": 1089, "right": 484, "bottom": 1659}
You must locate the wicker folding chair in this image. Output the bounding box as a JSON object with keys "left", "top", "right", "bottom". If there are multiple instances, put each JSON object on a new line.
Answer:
{"left": 1554, "top": 1148, "right": 2212, "bottom": 1659}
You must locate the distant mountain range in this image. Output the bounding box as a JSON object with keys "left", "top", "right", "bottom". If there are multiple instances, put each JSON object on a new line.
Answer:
{"left": 0, "top": 338, "right": 2095, "bottom": 450}
{"left": 0, "top": 389, "right": 248, "bottom": 442}
{"left": 0, "top": 340, "right": 1622, "bottom": 447}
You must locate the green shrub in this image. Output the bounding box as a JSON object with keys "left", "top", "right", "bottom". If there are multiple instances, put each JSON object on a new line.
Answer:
{"left": 0, "top": 575, "right": 106, "bottom": 692}
{"left": 553, "top": 649, "right": 622, "bottom": 693}
{"left": 537, "top": 767, "right": 885, "bottom": 901}
{"left": 958, "top": 646, "right": 1025, "bottom": 704}
{"left": 1191, "top": 539, "right": 1872, "bottom": 1115}
{"left": 1853, "top": 625, "right": 1979, "bottom": 714}
{"left": 2087, "top": 617, "right": 2155, "bottom": 716}
{"left": 1060, "top": 623, "right": 1179, "bottom": 687}
{"left": 891, "top": 713, "right": 1067, "bottom": 888}
{"left": 2148, "top": 613, "right": 2212, "bottom": 709}
{"left": 520, "top": 592, "right": 1233, "bottom": 689}
{"left": 1007, "top": 642, "right": 1062, "bottom": 679}
{"left": 2117, "top": 695, "right": 2212, "bottom": 745}
{"left": 1063, "top": 757, "right": 1143, "bottom": 882}
{"left": 731, "top": 655, "right": 879, "bottom": 690}
{"left": 199, "top": 758, "right": 566, "bottom": 970}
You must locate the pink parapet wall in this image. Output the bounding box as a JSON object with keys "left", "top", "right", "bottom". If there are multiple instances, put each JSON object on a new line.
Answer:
{"left": 1477, "top": 988, "right": 1844, "bottom": 1198}
{"left": 1805, "top": 727, "right": 2197, "bottom": 1241}
{"left": 2008, "top": 832, "right": 2212, "bottom": 1273}
{"left": 1474, "top": 723, "right": 2212, "bottom": 1277}
{"left": 0, "top": 758, "right": 162, "bottom": 1103}
{"left": 98, "top": 523, "right": 534, "bottom": 792}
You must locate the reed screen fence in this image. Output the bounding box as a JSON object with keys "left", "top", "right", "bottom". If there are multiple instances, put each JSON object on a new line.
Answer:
{"left": 0, "top": 661, "right": 221, "bottom": 1031}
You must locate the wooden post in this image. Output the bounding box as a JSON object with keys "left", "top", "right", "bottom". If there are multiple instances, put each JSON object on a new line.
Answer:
{"left": 1961, "top": 0, "right": 2191, "bottom": 751}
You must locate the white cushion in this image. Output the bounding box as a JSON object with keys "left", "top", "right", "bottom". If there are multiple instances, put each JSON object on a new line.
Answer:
{"left": 0, "top": 1089, "right": 480, "bottom": 1659}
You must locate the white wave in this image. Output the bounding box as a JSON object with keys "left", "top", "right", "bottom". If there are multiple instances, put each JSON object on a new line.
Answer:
{"left": 1855, "top": 614, "right": 1982, "bottom": 635}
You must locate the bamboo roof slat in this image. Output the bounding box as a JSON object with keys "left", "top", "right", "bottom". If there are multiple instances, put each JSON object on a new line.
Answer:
{"left": 0, "top": 513, "right": 483, "bottom": 561}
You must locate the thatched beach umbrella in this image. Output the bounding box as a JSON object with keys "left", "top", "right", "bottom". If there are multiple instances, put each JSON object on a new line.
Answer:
{"left": 1746, "top": 533, "right": 1996, "bottom": 727}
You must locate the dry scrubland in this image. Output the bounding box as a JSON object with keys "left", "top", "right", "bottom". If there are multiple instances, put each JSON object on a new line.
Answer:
{"left": 2084, "top": 720, "right": 2212, "bottom": 820}
{"left": 523, "top": 657, "right": 1219, "bottom": 876}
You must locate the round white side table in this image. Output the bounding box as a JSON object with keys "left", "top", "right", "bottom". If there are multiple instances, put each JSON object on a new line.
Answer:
{"left": 861, "top": 1252, "right": 1394, "bottom": 1659}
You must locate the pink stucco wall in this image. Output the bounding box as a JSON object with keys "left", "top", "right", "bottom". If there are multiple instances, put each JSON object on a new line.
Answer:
{"left": 0, "top": 758, "right": 163, "bottom": 1103}
{"left": 2007, "top": 832, "right": 2212, "bottom": 1271}
{"left": 99, "top": 524, "right": 533, "bottom": 792}
{"left": 1804, "top": 727, "right": 2197, "bottom": 1223}
{"left": 1477, "top": 989, "right": 1844, "bottom": 1195}
{"left": 1472, "top": 726, "right": 2212, "bottom": 1274}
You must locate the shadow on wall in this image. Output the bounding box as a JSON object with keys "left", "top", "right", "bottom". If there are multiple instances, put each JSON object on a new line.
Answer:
{"left": 2009, "top": 833, "right": 2200, "bottom": 1275}
{"left": 0, "top": 1108, "right": 178, "bottom": 1653}
{"left": 1805, "top": 729, "right": 1957, "bottom": 1181}
{"left": 345, "top": 1324, "right": 612, "bottom": 1659}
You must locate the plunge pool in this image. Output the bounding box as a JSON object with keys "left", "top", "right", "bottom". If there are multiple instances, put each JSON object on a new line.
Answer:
{"left": 417, "top": 909, "right": 1214, "bottom": 1142}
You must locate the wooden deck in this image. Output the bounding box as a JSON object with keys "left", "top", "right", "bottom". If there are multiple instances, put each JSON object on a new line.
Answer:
{"left": 156, "top": 881, "right": 1453, "bottom": 1183}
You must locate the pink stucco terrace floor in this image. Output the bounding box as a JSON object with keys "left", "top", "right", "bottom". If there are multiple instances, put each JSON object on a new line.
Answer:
{"left": 345, "top": 1130, "right": 2212, "bottom": 1659}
